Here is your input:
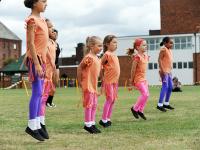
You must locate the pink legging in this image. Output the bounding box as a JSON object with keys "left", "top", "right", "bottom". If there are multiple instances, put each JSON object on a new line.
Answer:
{"left": 84, "top": 92, "right": 97, "bottom": 122}
{"left": 102, "top": 83, "right": 118, "bottom": 120}
{"left": 102, "top": 100, "right": 114, "bottom": 120}
{"left": 133, "top": 81, "right": 149, "bottom": 113}
{"left": 40, "top": 80, "right": 55, "bottom": 116}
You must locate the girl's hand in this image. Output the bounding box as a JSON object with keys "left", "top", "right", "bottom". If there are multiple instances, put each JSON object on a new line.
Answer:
{"left": 159, "top": 70, "right": 165, "bottom": 78}
{"left": 35, "top": 64, "right": 44, "bottom": 78}
{"left": 128, "top": 78, "right": 134, "bottom": 91}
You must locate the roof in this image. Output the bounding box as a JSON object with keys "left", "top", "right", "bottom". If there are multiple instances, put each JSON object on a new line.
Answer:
{"left": 1, "top": 55, "right": 28, "bottom": 73}
{"left": 0, "top": 21, "right": 21, "bottom": 41}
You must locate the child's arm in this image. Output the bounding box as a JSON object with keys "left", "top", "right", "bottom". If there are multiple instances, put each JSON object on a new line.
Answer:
{"left": 77, "top": 65, "right": 82, "bottom": 88}
{"left": 77, "top": 62, "right": 88, "bottom": 88}
{"left": 47, "top": 50, "right": 56, "bottom": 71}
{"left": 158, "top": 49, "right": 165, "bottom": 77}
{"left": 27, "top": 19, "right": 43, "bottom": 77}
{"left": 130, "top": 60, "right": 137, "bottom": 85}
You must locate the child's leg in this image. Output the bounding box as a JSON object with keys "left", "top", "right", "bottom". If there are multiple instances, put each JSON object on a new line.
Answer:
{"left": 138, "top": 82, "right": 149, "bottom": 113}
{"left": 84, "top": 107, "right": 92, "bottom": 127}
{"left": 28, "top": 78, "right": 43, "bottom": 130}
{"left": 40, "top": 80, "right": 51, "bottom": 125}
{"left": 107, "top": 83, "right": 118, "bottom": 120}
{"left": 134, "top": 81, "right": 149, "bottom": 112}
{"left": 107, "top": 101, "right": 114, "bottom": 121}
{"left": 158, "top": 74, "right": 168, "bottom": 106}
{"left": 164, "top": 74, "right": 173, "bottom": 105}
{"left": 83, "top": 91, "right": 93, "bottom": 127}
{"left": 102, "top": 84, "right": 113, "bottom": 122}
{"left": 91, "top": 93, "right": 97, "bottom": 125}
{"left": 102, "top": 100, "right": 112, "bottom": 122}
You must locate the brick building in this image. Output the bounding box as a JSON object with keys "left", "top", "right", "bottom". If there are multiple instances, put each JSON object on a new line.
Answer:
{"left": 0, "top": 21, "right": 22, "bottom": 69}
{"left": 160, "top": 0, "right": 200, "bottom": 35}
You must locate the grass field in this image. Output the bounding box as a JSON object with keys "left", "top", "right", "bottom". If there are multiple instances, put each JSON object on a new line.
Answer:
{"left": 0, "top": 86, "right": 200, "bottom": 150}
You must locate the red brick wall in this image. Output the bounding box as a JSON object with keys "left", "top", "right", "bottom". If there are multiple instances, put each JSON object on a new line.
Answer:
{"left": 118, "top": 56, "right": 132, "bottom": 86}
{"left": 193, "top": 53, "right": 200, "bottom": 84}
{"left": 58, "top": 56, "right": 133, "bottom": 87}
{"left": 59, "top": 67, "right": 77, "bottom": 79}
{"left": 160, "top": 0, "right": 200, "bottom": 34}
{"left": 0, "top": 39, "right": 22, "bottom": 69}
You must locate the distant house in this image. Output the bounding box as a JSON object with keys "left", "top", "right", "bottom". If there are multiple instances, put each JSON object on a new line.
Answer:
{"left": 0, "top": 21, "right": 22, "bottom": 69}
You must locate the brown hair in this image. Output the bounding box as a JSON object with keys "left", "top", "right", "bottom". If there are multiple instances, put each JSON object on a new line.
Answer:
{"left": 84, "top": 36, "right": 101, "bottom": 56}
{"left": 103, "top": 35, "right": 117, "bottom": 53}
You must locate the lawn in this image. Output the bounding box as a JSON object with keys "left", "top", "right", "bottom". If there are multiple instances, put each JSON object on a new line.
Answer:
{"left": 0, "top": 86, "right": 200, "bottom": 150}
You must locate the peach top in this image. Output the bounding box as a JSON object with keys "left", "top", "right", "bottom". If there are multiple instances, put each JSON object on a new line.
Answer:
{"left": 158, "top": 46, "right": 173, "bottom": 73}
{"left": 45, "top": 39, "right": 56, "bottom": 80}
{"left": 25, "top": 15, "right": 48, "bottom": 64}
{"left": 132, "top": 54, "right": 149, "bottom": 84}
{"left": 80, "top": 53, "right": 101, "bottom": 94}
{"left": 102, "top": 51, "right": 120, "bottom": 84}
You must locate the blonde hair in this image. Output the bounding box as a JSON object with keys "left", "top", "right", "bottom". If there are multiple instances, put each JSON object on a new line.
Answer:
{"left": 84, "top": 36, "right": 101, "bottom": 56}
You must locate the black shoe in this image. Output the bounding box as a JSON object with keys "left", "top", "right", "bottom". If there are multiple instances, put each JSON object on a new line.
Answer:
{"left": 131, "top": 107, "right": 139, "bottom": 119}
{"left": 25, "top": 127, "right": 45, "bottom": 141}
{"left": 137, "top": 111, "right": 147, "bottom": 120}
{"left": 92, "top": 125, "right": 101, "bottom": 133}
{"left": 107, "top": 121, "right": 112, "bottom": 126}
{"left": 83, "top": 126, "right": 95, "bottom": 134}
{"left": 99, "top": 120, "right": 109, "bottom": 128}
{"left": 157, "top": 106, "right": 167, "bottom": 112}
{"left": 163, "top": 105, "right": 174, "bottom": 110}
{"left": 39, "top": 124, "right": 49, "bottom": 139}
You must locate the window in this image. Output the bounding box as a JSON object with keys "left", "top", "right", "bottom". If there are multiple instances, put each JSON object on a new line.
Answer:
{"left": 13, "top": 44, "right": 17, "bottom": 50}
{"left": 178, "top": 62, "right": 182, "bottom": 69}
{"left": 148, "top": 63, "right": 153, "bottom": 70}
{"left": 146, "top": 38, "right": 161, "bottom": 51}
{"left": 188, "top": 62, "right": 193, "bottom": 68}
{"left": 173, "top": 36, "right": 192, "bottom": 50}
{"left": 183, "top": 62, "right": 187, "bottom": 68}
{"left": 173, "top": 62, "right": 177, "bottom": 69}
{"left": 174, "top": 38, "right": 180, "bottom": 49}
{"left": 154, "top": 63, "right": 158, "bottom": 69}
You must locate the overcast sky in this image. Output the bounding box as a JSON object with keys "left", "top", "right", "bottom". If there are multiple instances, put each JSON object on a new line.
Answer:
{"left": 0, "top": 0, "right": 160, "bottom": 57}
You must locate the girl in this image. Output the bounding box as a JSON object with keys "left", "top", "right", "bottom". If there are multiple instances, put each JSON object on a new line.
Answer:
{"left": 99, "top": 35, "right": 120, "bottom": 127}
{"left": 24, "top": 0, "right": 48, "bottom": 141}
{"left": 46, "top": 29, "right": 60, "bottom": 107}
{"left": 39, "top": 19, "right": 57, "bottom": 139}
{"left": 157, "top": 37, "right": 174, "bottom": 112}
{"left": 77, "top": 36, "right": 102, "bottom": 134}
{"left": 128, "top": 38, "right": 149, "bottom": 120}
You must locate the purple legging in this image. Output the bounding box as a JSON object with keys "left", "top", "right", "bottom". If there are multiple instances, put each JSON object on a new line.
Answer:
{"left": 158, "top": 73, "right": 173, "bottom": 104}
{"left": 27, "top": 60, "right": 44, "bottom": 120}
{"left": 29, "top": 78, "right": 43, "bottom": 119}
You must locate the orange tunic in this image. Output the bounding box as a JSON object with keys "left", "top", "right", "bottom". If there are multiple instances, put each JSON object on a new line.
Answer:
{"left": 80, "top": 53, "right": 101, "bottom": 94}
{"left": 158, "top": 46, "right": 173, "bottom": 73}
{"left": 45, "top": 39, "right": 56, "bottom": 80}
{"left": 25, "top": 15, "right": 48, "bottom": 64}
{"left": 102, "top": 51, "right": 120, "bottom": 84}
{"left": 132, "top": 54, "right": 149, "bottom": 84}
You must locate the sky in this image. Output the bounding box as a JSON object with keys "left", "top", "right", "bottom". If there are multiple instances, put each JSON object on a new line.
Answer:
{"left": 0, "top": 0, "right": 160, "bottom": 57}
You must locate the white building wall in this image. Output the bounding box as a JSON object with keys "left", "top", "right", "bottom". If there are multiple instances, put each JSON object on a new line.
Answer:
{"left": 117, "top": 33, "right": 200, "bottom": 85}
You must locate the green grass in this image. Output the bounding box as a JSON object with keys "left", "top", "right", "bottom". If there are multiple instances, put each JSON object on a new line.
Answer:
{"left": 0, "top": 86, "right": 200, "bottom": 150}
